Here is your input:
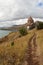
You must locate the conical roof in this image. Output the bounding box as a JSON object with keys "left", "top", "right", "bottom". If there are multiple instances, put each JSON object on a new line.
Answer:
{"left": 27, "top": 16, "right": 34, "bottom": 23}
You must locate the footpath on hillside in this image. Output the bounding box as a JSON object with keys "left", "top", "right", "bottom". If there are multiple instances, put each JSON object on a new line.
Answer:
{"left": 22, "top": 33, "right": 41, "bottom": 65}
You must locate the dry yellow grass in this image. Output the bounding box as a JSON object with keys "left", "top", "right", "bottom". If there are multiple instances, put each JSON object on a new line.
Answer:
{"left": 0, "top": 29, "right": 43, "bottom": 65}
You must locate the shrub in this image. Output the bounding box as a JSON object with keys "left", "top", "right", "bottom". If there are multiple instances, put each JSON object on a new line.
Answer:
{"left": 35, "top": 21, "right": 43, "bottom": 29}
{"left": 11, "top": 42, "right": 14, "bottom": 46}
{"left": 19, "top": 27, "right": 28, "bottom": 36}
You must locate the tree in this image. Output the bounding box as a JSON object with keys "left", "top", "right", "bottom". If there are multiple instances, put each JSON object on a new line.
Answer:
{"left": 19, "top": 27, "right": 28, "bottom": 36}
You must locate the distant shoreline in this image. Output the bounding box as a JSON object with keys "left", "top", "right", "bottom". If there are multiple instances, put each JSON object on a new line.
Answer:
{"left": 0, "top": 28, "right": 18, "bottom": 32}
{"left": 0, "top": 24, "right": 25, "bottom": 31}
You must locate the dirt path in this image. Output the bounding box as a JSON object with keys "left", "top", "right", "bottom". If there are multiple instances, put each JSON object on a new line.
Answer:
{"left": 23, "top": 33, "right": 41, "bottom": 65}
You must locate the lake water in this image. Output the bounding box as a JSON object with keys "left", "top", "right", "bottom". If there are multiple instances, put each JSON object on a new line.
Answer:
{"left": 0, "top": 30, "right": 11, "bottom": 38}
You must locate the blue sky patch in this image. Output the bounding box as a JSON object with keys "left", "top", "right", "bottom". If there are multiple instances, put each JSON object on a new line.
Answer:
{"left": 37, "top": 2, "right": 43, "bottom": 7}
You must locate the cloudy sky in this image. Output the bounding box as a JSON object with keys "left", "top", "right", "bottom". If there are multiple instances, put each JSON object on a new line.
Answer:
{"left": 0, "top": 0, "right": 43, "bottom": 27}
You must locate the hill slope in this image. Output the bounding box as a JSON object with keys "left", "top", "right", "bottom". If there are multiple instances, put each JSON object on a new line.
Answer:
{"left": 0, "top": 29, "right": 43, "bottom": 65}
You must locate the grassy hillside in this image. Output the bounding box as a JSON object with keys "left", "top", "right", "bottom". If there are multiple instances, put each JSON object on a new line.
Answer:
{"left": 0, "top": 29, "right": 43, "bottom": 65}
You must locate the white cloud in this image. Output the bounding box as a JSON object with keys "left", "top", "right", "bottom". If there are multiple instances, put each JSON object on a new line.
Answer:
{"left": 0, "top": 0, "right": 43, "bottom": 21}
{"left": 0, "top": 18, "right": 27, "bottom": 27}
{"left": 0, "top": 0, "right": 43, "bottom": 27}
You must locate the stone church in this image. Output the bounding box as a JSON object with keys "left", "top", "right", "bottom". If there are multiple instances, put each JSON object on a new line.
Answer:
{"left": 25, "top": 16, "right": 35, "bottom": 29}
